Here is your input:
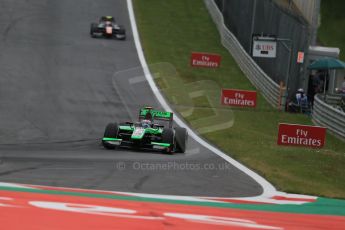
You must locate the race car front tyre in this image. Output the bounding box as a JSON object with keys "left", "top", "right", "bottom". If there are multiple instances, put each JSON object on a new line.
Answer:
{"left": 162, "top": 128, "right": 174, "bottom": 154}
{"left": 116, "top": 27, "right": 126, "bottom": 40}
{"left": 90, "top": 23, "right": 98, "bottom": 37}
{"left": 102, "top": 123, "right": 119, "bottom": 149}
{"left": 175, "top": 127, "right": 187, "bottom": 153}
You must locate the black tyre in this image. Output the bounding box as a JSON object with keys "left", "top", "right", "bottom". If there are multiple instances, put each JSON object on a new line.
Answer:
{"left": 117, "top": 27, "right": 126, "bottom": 40}
{"left": 102, "top": 123, "right": 119, "bottom": 149}
{"left": 175, "top": 127, "right": 187, "bottom": 153}
{"left": 90, "top": 23, "right": 98, "bottom": 37}
{"left": 117, "top": 26, "right": 126, "bottom": 34}
{"left": 162, "top": 128, "right": 174, "bottom": 154}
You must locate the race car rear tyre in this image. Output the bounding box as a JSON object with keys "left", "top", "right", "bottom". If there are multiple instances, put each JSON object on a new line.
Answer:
{"left": 162, "top": 128, "right": 174, "bottom": 154}
{"left": 102, "top": 123, "right": 119, "bottom": 149}
{"left": 175, "top": 127, "right": 187, "bottom": 153}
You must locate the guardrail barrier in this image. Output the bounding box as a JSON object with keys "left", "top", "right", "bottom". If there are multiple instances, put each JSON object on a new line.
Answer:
{"left": 313, "top": 94, "right": 345, "bottom": 140}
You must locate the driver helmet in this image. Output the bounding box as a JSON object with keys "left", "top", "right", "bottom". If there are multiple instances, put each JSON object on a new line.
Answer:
{"left": 142, "top": 119, "right": 152, "bottom": 128}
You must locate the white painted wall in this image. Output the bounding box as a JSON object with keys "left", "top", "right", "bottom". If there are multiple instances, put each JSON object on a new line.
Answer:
{"left": 292, "top": 0, "right": 321, "bottom": 45}
{"left": 293, "top": 0, "right": 318, "bottom": 24}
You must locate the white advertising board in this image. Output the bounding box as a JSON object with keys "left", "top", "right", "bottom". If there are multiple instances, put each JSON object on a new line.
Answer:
{"left": 252, "top": 37, "right": 277, "bottom": 58}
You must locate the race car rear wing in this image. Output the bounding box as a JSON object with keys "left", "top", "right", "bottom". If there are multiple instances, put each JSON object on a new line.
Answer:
{"left": 139, "top": 107, "right": 173, "bottom": 128}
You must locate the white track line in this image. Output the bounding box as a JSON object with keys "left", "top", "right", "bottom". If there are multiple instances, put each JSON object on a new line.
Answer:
{"left": 0, "top": 182, "right": 32, "bottom": 189}
{"left": 127, "top": 0, "right": 277, "bottom": 199}
{"left": 0, "top": 181, "right": 316, "bottom": 205}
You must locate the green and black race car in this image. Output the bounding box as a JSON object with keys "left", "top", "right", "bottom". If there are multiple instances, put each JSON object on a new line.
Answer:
{"left": 102, "top": 107, "right": 188, "bottom": 153}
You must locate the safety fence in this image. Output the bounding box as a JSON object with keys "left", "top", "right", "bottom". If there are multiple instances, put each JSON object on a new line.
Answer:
{"left": 204, "top": 0, "right": 282, "bottom": 108}
{"left": 313, "top": 94, "right": 345, "bottom": 140}
{"left": 213, "top": 0, "right": 309, "bottom": 96}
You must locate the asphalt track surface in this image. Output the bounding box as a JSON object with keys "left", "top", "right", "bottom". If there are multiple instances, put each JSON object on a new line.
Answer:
{"left": 0, "top": 0, "right": 262, "bottom": 197}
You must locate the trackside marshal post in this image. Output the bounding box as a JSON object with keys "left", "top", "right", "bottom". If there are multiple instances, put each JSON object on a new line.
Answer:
{"left": 277, "top": 123, "right": 326, "bottom": 148}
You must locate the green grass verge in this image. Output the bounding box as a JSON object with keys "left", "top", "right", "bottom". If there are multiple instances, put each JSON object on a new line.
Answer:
{"left": 133, "top": 0, "right": 345, "bottom": 198}
{"left": 318, "top": 0, "right": 345, "bottom": 60}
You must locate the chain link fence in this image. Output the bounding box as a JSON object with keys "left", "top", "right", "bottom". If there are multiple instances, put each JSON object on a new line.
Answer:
{"left": 214, "top": 0, "right": 309, "bottom": 98}
{"left": 205, "top": 0, "right": 281, "bottom": 108}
